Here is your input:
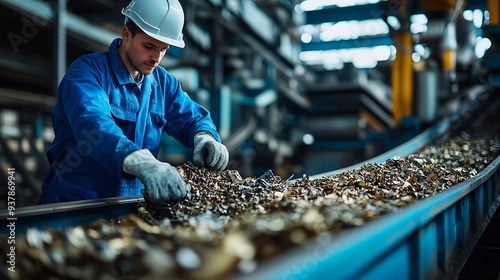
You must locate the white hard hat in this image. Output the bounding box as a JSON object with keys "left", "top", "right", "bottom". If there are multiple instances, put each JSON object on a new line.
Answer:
{"left": 122, "top": 0, "right": 185, "bottom": 48}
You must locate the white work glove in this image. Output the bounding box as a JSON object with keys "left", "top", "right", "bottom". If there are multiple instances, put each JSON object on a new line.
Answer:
{"left": 193, "top": 132, "right": 229, "bottom": 170}
{"left": 122, "top": 149, "right": 189, "bottom": 203}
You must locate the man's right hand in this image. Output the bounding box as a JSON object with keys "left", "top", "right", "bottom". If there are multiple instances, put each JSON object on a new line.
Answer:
{"left": 122, "top": 149, "right": 189, "bottom": 203}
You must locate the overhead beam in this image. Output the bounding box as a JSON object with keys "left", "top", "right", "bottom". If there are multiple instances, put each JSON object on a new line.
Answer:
{"left": 305, "top": 3, "right": 383, "bottom": 24}
{"left": 0, "top": 88, "right": 56, "bottom": 110}
{"left": 1, "top": 0, "right": 118, "bottom": 48}
{"left": 0, "top": 48, "right": 50, "bottom": 79}
{"left": 301, "top": 36, "right": 392, "bottom": 51}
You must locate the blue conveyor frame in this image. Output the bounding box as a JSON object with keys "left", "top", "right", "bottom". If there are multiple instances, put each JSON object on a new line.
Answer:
{"left": 1, "top": 87, "right": 499, "bottom": 280}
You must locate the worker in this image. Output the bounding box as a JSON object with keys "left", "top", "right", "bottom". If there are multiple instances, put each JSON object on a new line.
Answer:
{"left": 39, "top": 0, "right": 229, "bottom": 204}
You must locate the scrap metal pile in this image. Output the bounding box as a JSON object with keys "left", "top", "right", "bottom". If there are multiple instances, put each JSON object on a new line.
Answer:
{"left": 1, "top": 134, "right": 499, "bottom": 280}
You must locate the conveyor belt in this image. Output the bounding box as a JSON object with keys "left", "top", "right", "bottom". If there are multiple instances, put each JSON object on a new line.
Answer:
{"left": 234, "top": 156, "right": 500, "bottom": 280}
{"left": 1, "top": 86, "right": 499, "bottom": 279}
{"left": 230, "top": 87, "right": 500, "bottom": 279}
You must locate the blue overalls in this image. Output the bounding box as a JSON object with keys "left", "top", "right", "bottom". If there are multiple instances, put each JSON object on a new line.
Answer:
{"left": 39, "top": 38, "right": 220, "bottom": 204}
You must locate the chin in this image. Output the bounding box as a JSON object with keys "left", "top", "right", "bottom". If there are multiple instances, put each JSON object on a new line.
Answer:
{"left": 141, "top": 69, "right": 154, "bottom": 75}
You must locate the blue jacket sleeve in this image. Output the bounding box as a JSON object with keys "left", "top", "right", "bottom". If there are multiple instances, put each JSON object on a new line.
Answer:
{"left": 161, "top": 74, "right": 222, "bottom": 148}
{"left": 58, "top": 57, "right": 139, "bottom": 177}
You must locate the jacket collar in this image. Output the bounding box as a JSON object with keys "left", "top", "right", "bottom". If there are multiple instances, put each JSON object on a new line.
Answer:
{"left": 109, "top": 38, "right": 135, "bottom": 86}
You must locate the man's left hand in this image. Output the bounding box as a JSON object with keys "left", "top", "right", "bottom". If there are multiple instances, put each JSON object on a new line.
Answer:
{"left": 193, "top": 132, "right": 229, "bottom": 170}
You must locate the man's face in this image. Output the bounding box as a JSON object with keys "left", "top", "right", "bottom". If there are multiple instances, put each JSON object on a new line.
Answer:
{"left": 122, "top": 26, "right": 170, "bottom": 75}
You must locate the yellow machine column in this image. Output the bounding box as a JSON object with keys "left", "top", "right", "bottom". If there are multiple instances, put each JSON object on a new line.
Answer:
{"left": 391, "top": 0, "right": 414, "bottom": 126}
{"left": 488, "top": 0, "right": 499, "bottom": 25}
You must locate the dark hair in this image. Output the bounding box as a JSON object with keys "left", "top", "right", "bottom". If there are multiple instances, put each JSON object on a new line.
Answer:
{"left": 125, "top": 19, "right": 143, "bottom": 37}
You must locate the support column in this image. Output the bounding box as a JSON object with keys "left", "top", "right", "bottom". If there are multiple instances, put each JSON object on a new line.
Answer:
{"left": 391, "top": 0, "right": 413, "bottom": 125}
{"left": 392, "top": 33, "right": 402, "bottom": 125}
{"left": 210, "top": 4, "right": 224, "bottom": 136}
{"left": 53, "top": 0, "right": 67, "bottom": 94}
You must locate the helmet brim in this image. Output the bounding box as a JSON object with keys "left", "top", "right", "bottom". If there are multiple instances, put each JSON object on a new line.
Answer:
{"left": 143, "top": 30, "right": 185, "bottom": 48}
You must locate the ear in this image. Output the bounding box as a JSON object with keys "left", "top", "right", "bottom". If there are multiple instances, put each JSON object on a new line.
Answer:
{"left": 122, "top": 26, "right": 130, "bottom": 42}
